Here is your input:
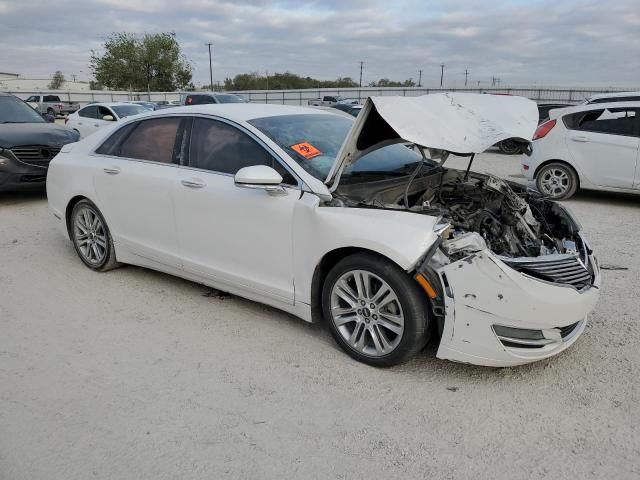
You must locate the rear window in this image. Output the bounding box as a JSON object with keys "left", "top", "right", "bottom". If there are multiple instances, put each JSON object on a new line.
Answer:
{"left": 214, "top": 94, "right": 246, "bottom": 104}
{"left": 111, "top": 105, "right": 147, "bottom": 118}
{"left": 564, "top": 108, "right": 637, "bottom": 136}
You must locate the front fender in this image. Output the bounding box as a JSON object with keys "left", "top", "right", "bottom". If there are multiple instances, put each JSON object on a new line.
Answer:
{"left": 293, "top": 193, "right": 439, "bottom": 305}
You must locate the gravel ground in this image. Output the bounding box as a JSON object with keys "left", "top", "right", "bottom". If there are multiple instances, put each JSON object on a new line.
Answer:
{"left": 1, "top": 152, "right": 639, "bottom": 480}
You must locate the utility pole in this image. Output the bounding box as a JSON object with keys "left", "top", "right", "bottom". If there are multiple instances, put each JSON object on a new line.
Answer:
{"left": 464, "top": 68, "right": 469, "bottom": 87}
{"left": 418, "top": 69, "right": 423, "bottom": 87}
{"left": 206, "top": 43, "right": 214, "bottom": 91}
{"left": 265, "top": 70, "right": 269, "bottom": 90}
{"left": 359, "top": 61, "right": 364, "bottom": 88}
{"left": 72, "top": 74, "right": 77, "bottom": 83}
{"left": 440, "top": 64, "right": 445, "bottom": 87}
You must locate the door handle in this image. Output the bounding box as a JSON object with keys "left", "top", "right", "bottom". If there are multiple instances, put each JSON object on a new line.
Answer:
{"left": 571, "top": 136, "right": 589, "bottom": 143}
{"left": 181, "top": 179, "right": 205, "bottom": 189}
{"left": 103, "top": 167, "right": 120, "bottom": 175}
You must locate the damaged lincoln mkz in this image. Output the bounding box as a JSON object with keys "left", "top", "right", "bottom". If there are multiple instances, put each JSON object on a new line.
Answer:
{"left": 47, "top": 93, "right": 600, "bottom": 367}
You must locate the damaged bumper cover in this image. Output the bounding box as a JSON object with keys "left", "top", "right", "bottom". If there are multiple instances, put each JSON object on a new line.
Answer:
{"left": 422, "top": 241, "right": 600, "bottom": 367}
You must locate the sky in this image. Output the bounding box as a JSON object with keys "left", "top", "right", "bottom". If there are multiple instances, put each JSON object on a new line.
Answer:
{"left": 0, "top": 0, "right": 638, "bottom": 88}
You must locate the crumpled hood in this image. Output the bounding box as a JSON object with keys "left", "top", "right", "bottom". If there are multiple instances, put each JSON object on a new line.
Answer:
{"left": 325, "top": 92, "right": 539, "bottom": 190}
{"left": 0, "top": 123, "right": 79, "bottom": 149}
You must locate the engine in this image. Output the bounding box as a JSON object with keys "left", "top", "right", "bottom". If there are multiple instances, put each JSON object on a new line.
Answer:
{"left": 333, "top": 169, "right": 582, "bottom": 259}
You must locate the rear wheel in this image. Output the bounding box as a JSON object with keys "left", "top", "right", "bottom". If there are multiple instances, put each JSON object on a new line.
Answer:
{"left": 70, "top": 200, "right": 119, "bottom": 271}
{"left": 322, "top": 252, "right": 430, "bottom": 367}
{"left": 47, "top": 107, "right": 55, "bottom": 116}
{"left": 536, "top": 162, "right": 578, "bottom": 199}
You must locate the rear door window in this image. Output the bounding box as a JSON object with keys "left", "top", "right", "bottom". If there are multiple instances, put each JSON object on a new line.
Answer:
{"left": 79, "top": 106, "right": 98, "bottom": 119}
{"left": 118, "top": 118, "right": 181, "bottom": 163}
{"left": 565, "top": 108, "right": 638, "bottom": 137}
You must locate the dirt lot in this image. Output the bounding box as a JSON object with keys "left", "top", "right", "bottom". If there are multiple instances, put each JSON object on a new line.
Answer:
{"left": 1, "top": 152, "right": 639, "bottom": 480}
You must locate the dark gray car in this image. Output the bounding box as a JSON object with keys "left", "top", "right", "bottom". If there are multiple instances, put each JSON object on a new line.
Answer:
{"left": 0, "top": 93, "right": 79, "bottom": 192}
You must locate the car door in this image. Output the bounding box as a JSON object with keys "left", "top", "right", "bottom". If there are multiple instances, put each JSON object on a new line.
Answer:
{"left": 565, "top": 107, "right": 640, "bottom": 188}
{"left": 92, "top": 116, "right": 187, "bottom": 266}
{"left": 173, "top": 116, "right": 300, "bottom": 304}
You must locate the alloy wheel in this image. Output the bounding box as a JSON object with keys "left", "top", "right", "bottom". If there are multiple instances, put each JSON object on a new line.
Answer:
{"left": 330, "top": 269, "right": 405, "bottom": 357}
{"left": 539, "top": 167, "right": 570, "bottom": 197}
{"left": 73, "top": 206, "right": 108, "bottom": 265}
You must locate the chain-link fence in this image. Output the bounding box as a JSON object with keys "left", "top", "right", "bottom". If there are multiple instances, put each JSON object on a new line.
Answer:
{"left": 3, "top": 86, "right": 637, "bottom": 107}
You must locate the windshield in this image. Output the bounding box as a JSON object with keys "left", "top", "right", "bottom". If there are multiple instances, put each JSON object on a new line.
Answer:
{"left": 111, "top": 105, "right": 148, "bottom": 118}
{"left": 216, "top": 94, "right": 246, "bottom": 104}
{"left": 249, "top": 113, "right": 428, "bottom": 182}
{"left": 0, "top": 96, "right": 45, "bottom": 124}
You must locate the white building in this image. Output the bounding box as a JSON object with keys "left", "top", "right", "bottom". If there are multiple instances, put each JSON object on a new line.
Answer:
{"left": 0, "top": 71, "right": 92, "bottom": 91}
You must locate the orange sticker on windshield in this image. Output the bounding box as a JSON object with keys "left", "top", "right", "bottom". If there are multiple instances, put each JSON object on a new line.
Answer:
{"left": 291, "top": 142, "right": 322, "bottom": 159}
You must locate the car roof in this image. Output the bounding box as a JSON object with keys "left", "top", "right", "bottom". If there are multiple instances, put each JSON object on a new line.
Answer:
{"left": 585, "top": 91, "right": 640, "bottom": 101}
{"left": 549, "top": 100, "right": 640, "bottom": 119}
{"left": 143, "top": 103, "right": 339, "bottom": 122}
{"left": 81, "top": 102, "right": 137, "bottom": 108}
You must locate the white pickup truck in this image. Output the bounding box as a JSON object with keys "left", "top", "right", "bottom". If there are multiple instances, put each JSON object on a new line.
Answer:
{"left": 307, "top": 95, "right": 345, "bottom": 106}
{"left": 25, "top": 95, "right": 80, "bottom": 117}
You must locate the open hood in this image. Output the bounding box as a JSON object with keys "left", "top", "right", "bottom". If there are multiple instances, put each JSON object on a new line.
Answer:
{"left": 325, "top": 92, "right": 539, "bottom": 191}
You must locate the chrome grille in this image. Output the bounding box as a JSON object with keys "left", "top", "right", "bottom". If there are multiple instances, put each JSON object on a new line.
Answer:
{"left": 10, "top": 145, "right": 61, "bottom": 167}
{"left": 503, "top": 254, "right": 592, "bottom": 290}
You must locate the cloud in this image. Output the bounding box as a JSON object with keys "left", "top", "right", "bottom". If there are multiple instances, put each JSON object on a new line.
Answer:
{"left": 0, "top": 0, "right": 638, "bottom": 87}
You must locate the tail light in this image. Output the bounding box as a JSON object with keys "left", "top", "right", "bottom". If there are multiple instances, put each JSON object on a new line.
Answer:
{"left": 533, "top": 119, "right": 556, "bottom": 140}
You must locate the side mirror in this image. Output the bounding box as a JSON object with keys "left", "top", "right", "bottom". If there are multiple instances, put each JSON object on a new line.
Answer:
{"left": 102, "top": 115, "right": 115, "bottom": 121}
{"left": 234, "top": 165, "right": 286, "bottom": 195}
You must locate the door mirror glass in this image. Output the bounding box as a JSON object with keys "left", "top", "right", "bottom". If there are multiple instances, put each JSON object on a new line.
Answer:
{"left": 102, "top": 115, "right": 115, "bottom": 121}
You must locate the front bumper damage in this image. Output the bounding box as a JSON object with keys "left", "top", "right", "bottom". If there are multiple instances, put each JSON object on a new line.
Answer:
{"left": 426, "top": 247, "right": 600, "bottom": 367}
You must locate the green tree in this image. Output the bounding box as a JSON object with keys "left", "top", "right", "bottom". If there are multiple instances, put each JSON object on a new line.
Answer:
{"left": 89, "top": 32, "right": 193, "bottom": 91}
{"left": 224, "top": 72, "right": 360, "bottom": 90}
{"left": 89, "top": 80, "right": 103, "bottom": 90}
{"left": 48, "top": 71, "right": 65, "bottom": 89}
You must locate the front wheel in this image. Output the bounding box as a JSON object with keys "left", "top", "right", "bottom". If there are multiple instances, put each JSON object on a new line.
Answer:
{"left": 322, "top": 252, "right": 430, "bottom": 367}
{"left": 70, "top": 199, "right": 119, "bottom": 271}
{"left": 536, "top": 162, "right": 578, "bottom": 199}
{"left": 498, "top": 140, "right": 521, "bottom": 155}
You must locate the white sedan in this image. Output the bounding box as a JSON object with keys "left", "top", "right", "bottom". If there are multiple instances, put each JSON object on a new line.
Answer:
{"left": 522, "top": 101, "right": 640, "bottom": 199}
{"left": 47, "top": 94, "right": 600, "bottom": 367}
{"left": 66, "top": 102, "right": 148, "bottom": 138}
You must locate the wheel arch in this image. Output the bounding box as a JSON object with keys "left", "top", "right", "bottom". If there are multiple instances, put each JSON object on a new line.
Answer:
{"left": 65, "top": 195, "right": 94, "bottom": 237}
{"left": 309, "top": 246, "right": 408, "bottom": 323}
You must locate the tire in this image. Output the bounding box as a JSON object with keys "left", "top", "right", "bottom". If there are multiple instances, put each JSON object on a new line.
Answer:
{"left": 536, "top": 162, "right": 578, "bottom": 200}
{"left": 322, "top": 252, "right": 430, "bottom": 367}
{"left": 70, "top": 199, "right": 119, "bottom": 271}
{"left": 47, "top": 107, "right": 55, "bottom": 116}
{"left": 498, "top": 140, "right": 521, "bottom": 155}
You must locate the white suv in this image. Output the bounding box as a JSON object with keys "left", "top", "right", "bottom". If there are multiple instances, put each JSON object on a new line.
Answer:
{"left": 522, "top": 101, "right": 640, "bottom": 199}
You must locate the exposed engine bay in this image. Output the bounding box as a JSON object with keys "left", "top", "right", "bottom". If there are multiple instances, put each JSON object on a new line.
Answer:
{"left": 331, "top": 167, "right": 584, "bottom": 259}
